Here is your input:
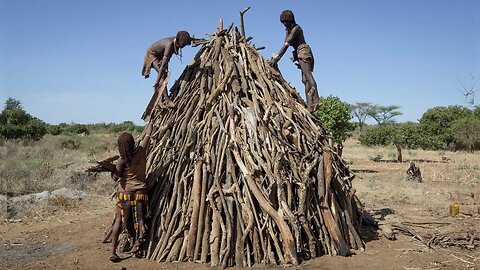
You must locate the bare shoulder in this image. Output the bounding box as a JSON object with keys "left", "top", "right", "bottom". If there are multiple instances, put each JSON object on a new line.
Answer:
{"left": 151, "top": 36, "right": 175, "bottom": 49}
{"left": 293, "top": 25, "right": 303, "bottom": 33}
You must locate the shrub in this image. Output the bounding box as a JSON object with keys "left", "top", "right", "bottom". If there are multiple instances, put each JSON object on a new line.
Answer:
{"left": 368, "top": 153, "right": 383, "bottom": 162}
{"left": 109, "top": 121, "right": 140, "bottom": 133}
{"left": 64, "top": 124, "right": 90, "bottom": 135}
{"left": 47, "top": 125, "right": 63, "bottom": 135}
{"left": 61, "top": 138, "right": 81, "bottom": 149}
{"left": 0, "top": 98, "right": 47, "bottom": 141}
{"left": 68, "top": 171, "right": 99, "bottom": 190}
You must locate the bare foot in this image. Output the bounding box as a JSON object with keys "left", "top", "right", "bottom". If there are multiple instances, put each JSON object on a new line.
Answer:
{"left": 109, "top": 254, "right": 121, "bottom": 263}
{"left": 311, "top": 102, "right": 321, "bottom": 113}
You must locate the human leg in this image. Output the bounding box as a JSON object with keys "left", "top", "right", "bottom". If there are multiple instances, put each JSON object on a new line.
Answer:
{"left": 110, "top": 207, "right": 122, "bottom": 262}
{"left": 299, "top": 61, "right": 319, "bottom": 111}
{"left": 152, "top": 60, "right": 174, "bottom": 108}
{"left": 131, "top": 200, "right": 146, "bottom": 257}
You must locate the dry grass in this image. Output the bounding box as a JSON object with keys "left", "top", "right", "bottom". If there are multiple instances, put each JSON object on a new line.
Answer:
{"left": 2, "top": 134, "right": 479, "bottom": 224}
{"left": 0, "top": 133, "right": 117, "bottom": 196}
{"left": 343, "top": 138, "right": 480, "bottom": 222}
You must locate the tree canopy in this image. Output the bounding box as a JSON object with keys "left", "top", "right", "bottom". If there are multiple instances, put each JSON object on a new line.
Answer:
{"left": 0, "top": 98, "right": 47, "bottom": 141}
{"left": 316, "top": 95, "right": 355, "bottom": 144}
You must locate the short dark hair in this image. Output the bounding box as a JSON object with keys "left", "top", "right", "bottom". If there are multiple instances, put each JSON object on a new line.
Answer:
{"left": 176, "top": 31, "right": 191, "bottom": 47}
{"left": 280, "top": 10, "right": 296, "bottom": 24}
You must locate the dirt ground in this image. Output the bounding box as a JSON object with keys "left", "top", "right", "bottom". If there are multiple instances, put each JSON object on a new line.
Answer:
{"left": 1, "top": 140, "right": 479, "bottom": 270}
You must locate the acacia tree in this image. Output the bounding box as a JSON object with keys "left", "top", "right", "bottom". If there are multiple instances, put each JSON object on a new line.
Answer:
{"left": 351, "top": 102, "right": 373, "bottom": 133}
{"left": 316, "top": 95, "right": 355, "bottom": 156}
{"left": 366, "top": 105, "right": 402, "bottom": 126}
{"left": 358, "top": 123, "right": 434, "bottom": 162}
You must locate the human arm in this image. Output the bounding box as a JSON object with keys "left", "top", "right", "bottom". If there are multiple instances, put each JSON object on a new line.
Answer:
{"left": 271, "top": 26, "right": 301, "bottom": 64}
{"left": 139, "top": 121, "right": 153, "bottom": 149}
{"left": 271, "top": 42, "right": 289, "bottom": 64}
{"left": 111, "top": 158, "right": 126, "bottom": 182}
{"left": 154, "top": 45, "right": 174, "bottom": 88}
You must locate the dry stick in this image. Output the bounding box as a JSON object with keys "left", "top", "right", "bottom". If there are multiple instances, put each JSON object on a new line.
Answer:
{"left": 193, "top": 161, "right": 209, "bottom": 261}
{"left": 158, "top": 156, "right": 194, "bottom": 259}
{"left": 321, "top": 147, "right": 350, "bottom": 256}
{"left": 272, "top": 152, "right": 302, "bottom": 255}
{"left": 158, "top": 175, "right": 188, "bottom": 261}
{"left": 235, "top": 212, "right": 244, "bottom": 266}
{"left": 186, "top": 157, "right": 203, "bottom": 260}
{"left": 215, "top": 132, "right": 234, "bottom": 267}
{"left": 166, "top": 237, "right": 183, "bottom": 262}
{"left": 207, "top": 125, "right": 226, "bottom": 265}
{"left": 299, "top": 159, "right": 319, "bottom": 258}
{"left": 178, "top": 233, "right": 188, "bottom": 261}
{"left": 154, "top": 147, "right": 188, "bottom": 259}
{"left": 331, "top": 177, "right": 364, "bottom": 251}
{"left": 149, "top": 177, "right": 178, "bottom": 259}
{"left": 146, "top": 178, "right": 170, "bottom": 258}
{"left": 239, "top": 7, "right": 251, "bottom": 39}
{"left": 209, "top": 190, "right": 221, "bottom": 266}
{"left": 312, "top": 194, "right": 333, "bottom": 255}
{"left": 266, "top": 221, "right": 285, "bottom": 264}
{"left": 200, "top": 203, "right": 212, "bottom": 263}
{"left": 230, "top": 140, "right": 298, "bottom": 264}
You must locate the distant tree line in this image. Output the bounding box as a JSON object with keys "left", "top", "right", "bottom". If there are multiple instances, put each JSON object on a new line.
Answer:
{"left": 356, "top": 103, "right": 480, "bottom": 160}
{"left": 2, "top": 97, "right": 479, "bottom": 157}
{"left": 0, "top": 98, "right": 144, "bottom": 141}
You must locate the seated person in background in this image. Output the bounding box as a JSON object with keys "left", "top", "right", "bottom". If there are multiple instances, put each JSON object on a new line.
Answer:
{"left": 406, "top": 162, "right": 422, "bottom": 183}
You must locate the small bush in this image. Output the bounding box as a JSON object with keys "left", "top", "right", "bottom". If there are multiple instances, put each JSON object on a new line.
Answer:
{"left": 387, "top": 151, "right": 397, "bottom": 159}
{"left": 61, "top": 138, "right": 81, "bottom": 149}
{"left": 368, "top": 153, "right": 383, "bottom": 162}
{"left": 47, "top": 125, "right": 63, "bottom": 135}
{"left": 68, "top": 171, "right": 99, "bottom": 190}
{"left": 64, "top": 124, "right": 90, "bottom": 135}
{"left": 87, "top": 148, "right": 97, "bottom": 163}
{"left": 47, "top": 195, "right": 80, "bottom": 210}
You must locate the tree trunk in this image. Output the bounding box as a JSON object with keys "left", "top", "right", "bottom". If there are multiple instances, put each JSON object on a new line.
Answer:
{"left": 395, "top": 143, "right": 403, "bottom": 162}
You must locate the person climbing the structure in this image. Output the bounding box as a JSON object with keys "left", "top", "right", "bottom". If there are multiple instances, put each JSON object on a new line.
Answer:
{"left": 141, "top": 31, "right": 192, "bottom": 109}
{"left": 270, "top": 10, "right": 320, "bottom": 112}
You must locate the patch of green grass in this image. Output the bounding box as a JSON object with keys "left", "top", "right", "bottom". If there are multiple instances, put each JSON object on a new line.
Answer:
{"left": 407, "top": 150, "right": 417, "bottom": 157}
{"left": 368, "top": 153, "right": 383, "bottom": 162}
{"left": 455, "top": 164, "right": 472, "bottom": 170}
{"left": 387, "top": 151, "right": 397, "bottom": 159}
{"left": 61, "top": 138, "right": 81, "bottom": 149}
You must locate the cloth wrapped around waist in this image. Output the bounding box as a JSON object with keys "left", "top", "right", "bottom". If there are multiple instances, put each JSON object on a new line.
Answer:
{"left": 141, "top": 48, "right": 166, "bottom": 78}
{"left": 293, "top": 43, "right": 314, "bottom": 71}
{"left": 116, "top": 191, "right": 149, "bottom": 232}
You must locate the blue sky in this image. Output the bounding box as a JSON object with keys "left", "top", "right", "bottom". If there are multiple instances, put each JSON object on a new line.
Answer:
{"left": 1, "top": 0, "right": 478, "bottom": 125}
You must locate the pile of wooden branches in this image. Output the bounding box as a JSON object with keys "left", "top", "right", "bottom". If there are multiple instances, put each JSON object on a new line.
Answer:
{"left": 142, "top": 23, "right": 364, "bottom": 267}
{"left": 390, "top": 222, "right": 480, "bottom": 250}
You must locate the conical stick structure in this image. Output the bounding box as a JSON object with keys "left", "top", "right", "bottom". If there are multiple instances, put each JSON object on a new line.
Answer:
{"left": 144, "top": 25, "right": 364, "bottom": 267}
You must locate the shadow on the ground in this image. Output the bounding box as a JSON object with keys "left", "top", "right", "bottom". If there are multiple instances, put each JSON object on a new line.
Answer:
{"left": 374, "top": 159, "right": 443, "bottom": 164}
{"left": 352, "top": 169, "right": 379, "bottom": 174}
{"left": 360, "top": 208, "right": 395, "bottom": 244}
